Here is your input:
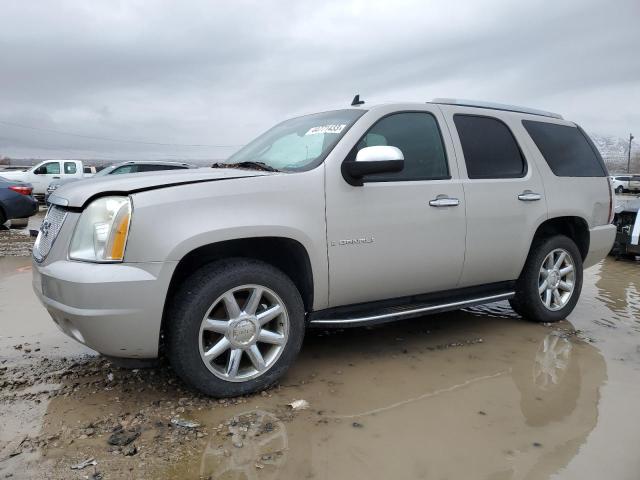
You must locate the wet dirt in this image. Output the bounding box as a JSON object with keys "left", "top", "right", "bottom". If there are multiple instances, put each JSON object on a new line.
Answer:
{"left": 1, "top": 232, "right": 639, "bottom": 479}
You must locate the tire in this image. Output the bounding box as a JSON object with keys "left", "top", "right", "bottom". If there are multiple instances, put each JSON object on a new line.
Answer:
{"left": 0, "top": 210, "right": 6, "bottom": 228}
{"left": 10, "top": 218, "right": 29, "bottom": 229}
{"left": 510, "top": 235, "right": 583, "bottom": 323}
{"left": 166, "top": 258, "right": 305, "bottom": 397}
{"left": 615, "top": 185, "right": 624, "bottom": 194}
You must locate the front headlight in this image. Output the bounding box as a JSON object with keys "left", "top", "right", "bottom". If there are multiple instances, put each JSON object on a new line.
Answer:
{"left": 69, "top": 196, "right": 132, "bottom": 262}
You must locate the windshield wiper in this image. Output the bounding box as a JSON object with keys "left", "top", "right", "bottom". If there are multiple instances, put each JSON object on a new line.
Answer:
{"left": 211, "top": 161, "right": 279, "bottom": 172}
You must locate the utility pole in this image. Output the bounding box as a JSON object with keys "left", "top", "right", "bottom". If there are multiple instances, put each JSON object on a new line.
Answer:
{"left": 628, "top": 133, "right": 634, "bottom": 174}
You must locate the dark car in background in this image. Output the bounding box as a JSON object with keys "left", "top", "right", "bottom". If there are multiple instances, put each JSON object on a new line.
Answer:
{"left": 45, "top": 161, "right": 195, "bottom": 202}
{"left": 0, "top": 177, "right": 38, "bottom": 229}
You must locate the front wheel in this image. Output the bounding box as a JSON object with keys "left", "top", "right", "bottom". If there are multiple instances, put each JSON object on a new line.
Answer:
{"left": 510, "top": 235, "right": 583, "bottom": 323}
{"left": 615, "top": 185, "right": 624, "bottom": 194}
{"left": 167, "top": 258, "right": 305, "bottom": 397}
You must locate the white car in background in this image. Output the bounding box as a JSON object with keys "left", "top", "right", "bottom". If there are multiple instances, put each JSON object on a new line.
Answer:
{"left": 0, "top": 159, "right": 85, "bottom": 202}
{"left": 610, "top": 174, "right": 640, "bottom": 194}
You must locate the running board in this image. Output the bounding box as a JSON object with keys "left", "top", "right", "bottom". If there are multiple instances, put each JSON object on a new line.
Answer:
{"left": 308, "top": 291, "right": 515, "bottom": 328}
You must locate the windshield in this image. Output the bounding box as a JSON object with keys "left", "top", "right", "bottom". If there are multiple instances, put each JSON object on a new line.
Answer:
{"left": 226, "top": 109, "right": 365, "bottom": 171}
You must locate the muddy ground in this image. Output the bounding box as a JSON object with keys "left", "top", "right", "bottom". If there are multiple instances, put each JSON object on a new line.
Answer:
{"left": 1, "top": 210, "right": 639, "bottom": 479}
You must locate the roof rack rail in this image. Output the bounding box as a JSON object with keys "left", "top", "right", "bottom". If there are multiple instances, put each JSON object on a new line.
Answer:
{"left": 431, "top": 98, "right": 563, "bottom": 120}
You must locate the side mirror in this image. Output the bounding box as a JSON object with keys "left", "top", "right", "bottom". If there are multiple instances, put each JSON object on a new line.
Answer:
{"left": 342, "top": 146, "right": 404, "bottom": 186}
{"left": 33, "top": 166, "right": 45, "bottom": 175}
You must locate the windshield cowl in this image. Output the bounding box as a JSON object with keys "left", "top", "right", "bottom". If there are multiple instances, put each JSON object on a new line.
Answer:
{"left": 211, "top": 161, "right": 280, "bottom": 173}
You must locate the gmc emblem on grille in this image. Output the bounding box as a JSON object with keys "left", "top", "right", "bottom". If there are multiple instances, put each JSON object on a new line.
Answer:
{"left": 41, "top": 220, "right": 51, "bottom": 238}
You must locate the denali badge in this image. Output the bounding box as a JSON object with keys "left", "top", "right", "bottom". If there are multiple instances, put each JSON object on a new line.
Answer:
{"left": 331, "top": 236, "right": 375, "bottom": 246}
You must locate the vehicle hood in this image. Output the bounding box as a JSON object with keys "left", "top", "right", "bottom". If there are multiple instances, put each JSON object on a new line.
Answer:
{"left": 48, "top": 167, "right": 277, "bottom": 208}
{"left": 49, "top": 177, "right": 80, "bottom": 189}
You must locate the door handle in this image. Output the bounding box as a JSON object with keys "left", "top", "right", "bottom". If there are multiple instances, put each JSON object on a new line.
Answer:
{"left": 429, "top": 197, "right": 460, "bottom": 207}
{"left": 52, "top": 176, "right": 60, "bottom": 179}
{"left": 518, "top": 191, "right": 541, "bottom": 201}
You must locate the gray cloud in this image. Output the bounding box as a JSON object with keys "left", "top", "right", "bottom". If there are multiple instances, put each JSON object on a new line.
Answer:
{"left": 0, "top": 0, "right": 638, "bottom": 161}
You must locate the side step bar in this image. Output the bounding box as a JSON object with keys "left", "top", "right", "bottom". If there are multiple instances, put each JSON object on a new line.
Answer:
{"left": 308, "top": 292, "right": 515, "bottom": 328}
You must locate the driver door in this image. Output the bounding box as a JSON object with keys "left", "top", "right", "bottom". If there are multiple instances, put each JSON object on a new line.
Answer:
{"left": 325, "top": 108, "right": 466, "bottom": 307}
{"left": 32, "top": 161, "right": 61, "bottom": 193}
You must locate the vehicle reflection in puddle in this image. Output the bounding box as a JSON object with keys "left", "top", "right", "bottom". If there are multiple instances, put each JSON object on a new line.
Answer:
{"left": 183, "top": 321, "right": 604, "bottom": 480}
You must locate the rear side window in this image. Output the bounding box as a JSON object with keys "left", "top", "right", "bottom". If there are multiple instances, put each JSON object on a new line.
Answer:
{"left": 453, "top": 115, "right": 525, "bottom": 179}
{"left": 522, "top": 120, "right": 606, "bottom": 177}
{"left": 351, "top": 112, "right": 449, "bottom": 182}
{"left": 137, "top": 164, "right": 188, "bottom": 172}
{"left": 64, "top": 162, "right": 77, "bottom": 174}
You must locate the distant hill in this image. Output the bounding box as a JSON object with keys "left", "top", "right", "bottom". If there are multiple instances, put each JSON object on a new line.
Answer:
{"left": 588, "top": 133, "right": 639, "bottom": 174}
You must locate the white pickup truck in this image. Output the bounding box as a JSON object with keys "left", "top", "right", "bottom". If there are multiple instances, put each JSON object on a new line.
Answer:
{"left": 1, "top": 160, "right": 85, "bottom": 202}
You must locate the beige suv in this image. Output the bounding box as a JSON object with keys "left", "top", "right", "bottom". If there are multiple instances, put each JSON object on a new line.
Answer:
{"left": 33, "top": 98, "right": 616, "bottom": 397}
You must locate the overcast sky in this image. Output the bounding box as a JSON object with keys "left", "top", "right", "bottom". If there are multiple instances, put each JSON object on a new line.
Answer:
{"left": 1, "top": 0, "right": 638, "bottom": 161}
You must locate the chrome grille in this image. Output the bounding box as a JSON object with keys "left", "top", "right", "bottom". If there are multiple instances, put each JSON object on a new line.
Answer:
{"left": 33, "top": 206, "right": 68, "bottom": 262}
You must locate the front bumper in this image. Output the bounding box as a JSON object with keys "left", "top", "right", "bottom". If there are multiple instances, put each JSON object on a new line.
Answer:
{"left": 584, "top": 224, "right": 616, "bottom": 268}
{"left": 32, "top": 258, "right": 177, "bottom": 358}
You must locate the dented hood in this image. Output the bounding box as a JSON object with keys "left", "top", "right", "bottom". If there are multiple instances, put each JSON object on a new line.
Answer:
{"left": 47, "top": 167, "right": 275, "bottom": 208}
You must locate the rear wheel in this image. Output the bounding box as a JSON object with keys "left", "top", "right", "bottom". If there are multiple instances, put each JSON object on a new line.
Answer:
{"left": 167, "top": 258, "right": 305, "bottom": 397}
{"left": 10, "top": 218, "right": 29, "bottom": 229}
{"left": 510, "top": 235, "right": 583, "bottom": 323}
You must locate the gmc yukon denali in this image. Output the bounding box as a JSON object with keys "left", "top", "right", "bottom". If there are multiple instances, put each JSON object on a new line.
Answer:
{"left": 32, "top": 98, "right": 616, "bottom": 397}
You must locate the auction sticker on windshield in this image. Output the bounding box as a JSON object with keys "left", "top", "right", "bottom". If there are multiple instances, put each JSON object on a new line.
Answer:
{"left": 305, "top": 124, "right": 346, "bottom": 135}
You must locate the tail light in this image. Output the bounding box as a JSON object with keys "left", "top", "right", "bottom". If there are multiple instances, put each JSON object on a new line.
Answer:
{"left": 9, "top": 185, "right": 32, "bottom": 196}
{"left": 607, "top": 178, "right": 615, "bottom": 224}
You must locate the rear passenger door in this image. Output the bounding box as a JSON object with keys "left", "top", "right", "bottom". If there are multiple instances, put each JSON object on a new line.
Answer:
{"left": 439, "top": 107, "right": 548, "bottom": 287}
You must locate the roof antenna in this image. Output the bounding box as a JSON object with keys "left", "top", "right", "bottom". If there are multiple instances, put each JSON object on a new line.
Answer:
{"left": 351, "top": 94, "right": 365, "bottom": 106}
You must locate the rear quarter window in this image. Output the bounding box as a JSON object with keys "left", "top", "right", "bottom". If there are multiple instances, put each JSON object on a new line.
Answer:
{"left": 522, "top": 120, "right": 607, "bottom": 177}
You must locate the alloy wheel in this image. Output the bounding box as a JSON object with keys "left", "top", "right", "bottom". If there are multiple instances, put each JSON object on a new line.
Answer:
{"left": 198, "top": 284, "right": 289, "bottom": 382}
{"left": 538, "top": 248, "right": 575, "bottom": 311}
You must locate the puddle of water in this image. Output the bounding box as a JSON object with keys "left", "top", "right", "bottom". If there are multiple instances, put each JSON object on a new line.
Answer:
{"left": 0, "top": 256, "right": 94, "bottom": 363}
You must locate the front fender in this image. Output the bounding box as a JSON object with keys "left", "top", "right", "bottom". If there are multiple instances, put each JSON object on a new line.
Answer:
{"left": 124, "top": 170, "right": 329, "bottom": 308}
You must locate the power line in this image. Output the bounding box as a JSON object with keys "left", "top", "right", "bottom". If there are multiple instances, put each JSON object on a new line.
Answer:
{"left": 0, "top": 119, "right": 244, "bottom": 148}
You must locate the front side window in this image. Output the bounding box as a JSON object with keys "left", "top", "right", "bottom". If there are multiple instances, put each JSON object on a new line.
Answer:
{"left": 522, "top": 120, "right": 606, "bottom": 177}
{"left": 40, "top": 162, "right": 60, "bottom": 175}
{"left": 348, "top": 112, "right": 449, "bottom": 182}
{"left": 454, "top": 115, "right": 526, "bottom": 179}
{"left": 64, "top": 162, "right": 77, "bottom": 174}
{"left": 227, "top": 109, "right": 365, "bottom": 171}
